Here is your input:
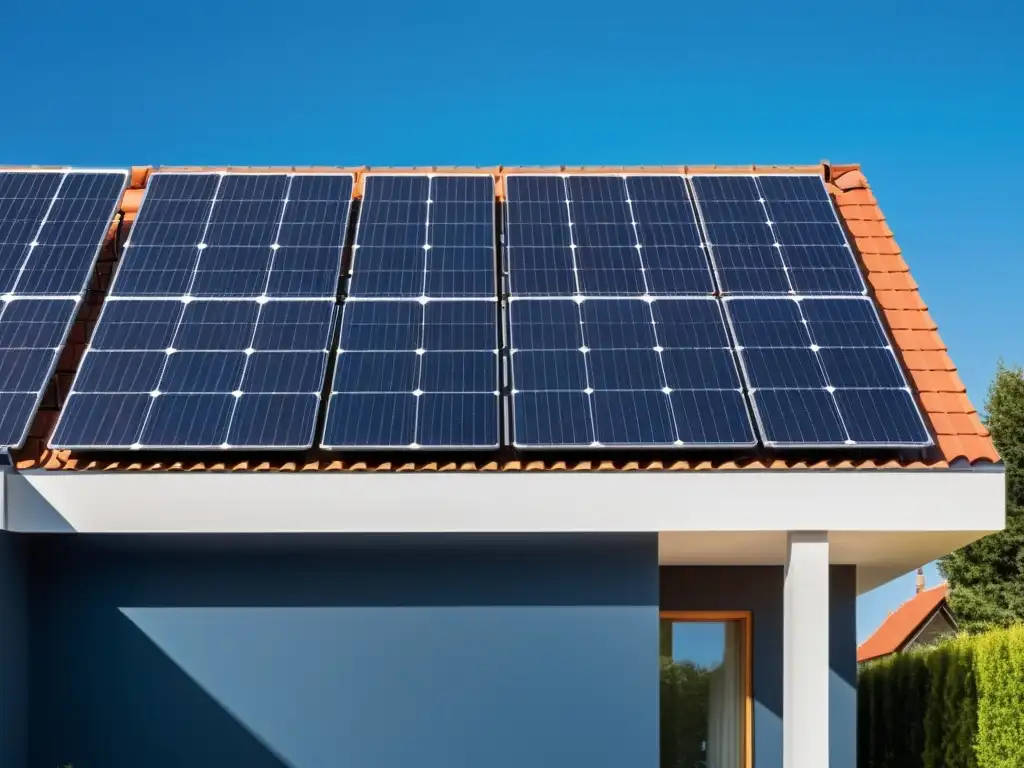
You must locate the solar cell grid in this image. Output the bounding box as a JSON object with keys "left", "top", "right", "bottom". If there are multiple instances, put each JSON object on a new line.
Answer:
{"left": 0, "top": 170, "right": 128, "bottom": 297}
{"left": 0, "top": 169, "right": 127, "bottom": 448}
{"left": 111, "top": 172, "right": 354, "bottom": 299}
{"left": 689, "top": 173, "right": 866, "bottom": 296}
{"left": 723, "top": 296, "right": 931, "bottom": 447}
{"left": 503, "top": 174, "right": 714, "bottom": 298}
{"left": 0, "top": 298, "right": 80, "bottom": 448}
{"left": 52, "top": 171, "right": 355, "bottom": 450}
{"left": 322, "top": 298, "right": 499, "bottom": 449}
{"left": 508, "top": 296, "right": 755, "bottom": 448}
{"left": 51, "top": 298, "right": 336, "bottom": 449}
{"left": 347, "top": 174, "right": 496, "bottom": 299}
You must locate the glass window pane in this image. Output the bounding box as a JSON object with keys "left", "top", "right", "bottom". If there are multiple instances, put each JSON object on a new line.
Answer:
{"left": 660, "top": 618, "right": 746, "bottom": 768}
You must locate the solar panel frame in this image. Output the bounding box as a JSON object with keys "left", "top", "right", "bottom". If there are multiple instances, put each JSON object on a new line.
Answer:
{"left": 346, "top": 173, "right": 498, "bottom": 301}
{"left": 502, "top": 173, "right": 716, "bottom": 299}
{"left": 0, "top": 168, "right": 128, "bottom": 449}
{"left": 51, "top": 170, "right": 356, "bottom": 451}
{"left": 320, "top": 173, "right": 501, "bottom": 451}
{"left": 107, "top": 171, "right": 356, "bottom": 300}
{"left": 687, "top": 172, "right": 868, "bottom": 297}
{"left": 502, "top": 173, "right": 754, "bottom": 450}
{"left": 722, "top": 295, "right": 933, "bottom": 449}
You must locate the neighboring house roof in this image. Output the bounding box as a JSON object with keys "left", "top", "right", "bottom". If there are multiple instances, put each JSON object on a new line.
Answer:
{"left": 8, "top": 162, "right": 1001, "bottom": 473}
{"left": 857, "top": 583, "right": 951, "bottom": 662}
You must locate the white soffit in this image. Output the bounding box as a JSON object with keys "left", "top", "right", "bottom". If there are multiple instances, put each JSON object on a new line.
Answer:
{"left": 5, "top": 467, "right": 1005, "bottom": 536}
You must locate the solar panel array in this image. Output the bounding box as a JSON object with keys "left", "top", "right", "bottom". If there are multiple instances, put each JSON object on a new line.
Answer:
{"left": 322, "top": 175, "right": 499, "bottom": 449}
{"left": 30, "top": 169, "right": 932, "bottom": 454}
{"left": 51, "top": 172, "right": 354, "bottom": 449}
{"left": 0, "top": 169, "right": 128, "bottom": 448}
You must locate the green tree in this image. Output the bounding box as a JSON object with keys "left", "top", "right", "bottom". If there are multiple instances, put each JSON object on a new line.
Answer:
{"left": 939, "top": 362, "right": 1024, "bottom": 632}
{"left": 660, "top": 659, "right": 712, "bottom": 768}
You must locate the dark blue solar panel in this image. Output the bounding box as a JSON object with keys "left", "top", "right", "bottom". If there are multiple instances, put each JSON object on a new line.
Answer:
{"left": 54, "top": 171, "right": 352, "bottom": 450}
{"left": 689, "top": 174, "right": 866, "bottom": 296}
{"left": 508, "top": 297, "right": 755, "bottom": 448}
{"left": 0, "top": 170, "right": 127, "bottom": 297}
{"left": 347, "top": 174, "right": 496, "bottom": 299}
{"left": 504, "top": 174, "right": 714, "bottom": 298}
{"left": 322, "top": 298, "right": 499, "bottom": 449}
{"left": 111, "top": 172, "right": 353, "bottom": 299}
{"left": 0, "top": 169, "right": 126, "bottom": 448}
{"left": 50, "top": 298, "right": 335, "bottom": 449}
{"left": 723, "top": 296, "right": 931, "bottom": 447}
{"left": 0, "top": 298, "right": 80, "bottom": 448}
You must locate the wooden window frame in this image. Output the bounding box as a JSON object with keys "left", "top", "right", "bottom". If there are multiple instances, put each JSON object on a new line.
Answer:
{"left": 659, "top": 611, "right": 753, "bottom": 768}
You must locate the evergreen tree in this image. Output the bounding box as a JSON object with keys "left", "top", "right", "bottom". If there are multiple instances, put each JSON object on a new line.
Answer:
{"left": 939, "top": 362, "right": 1024, "bottom": 632}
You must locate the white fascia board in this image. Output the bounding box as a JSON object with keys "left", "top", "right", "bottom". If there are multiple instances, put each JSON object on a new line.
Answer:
{"left": 5, "top": 467, "right": 1005, "bottom": 535}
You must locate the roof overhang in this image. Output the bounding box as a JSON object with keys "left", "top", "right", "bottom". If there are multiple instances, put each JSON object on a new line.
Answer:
{"left": 1, "top": 467, "right": 1003, "bottom": 594}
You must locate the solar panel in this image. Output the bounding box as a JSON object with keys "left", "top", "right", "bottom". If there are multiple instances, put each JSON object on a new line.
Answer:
{"left": 0, "top": 299, "right": 80, "bottom": 447}
{"left": 50, "top": 298, "right": 335, "bottom": 449}
{"left": 723, "top": 296, "right": 932, "bottom": 447}
{"left": 322, "top": 298, "right": 499, "bottom": 449}
{"left": 51, "top": 171, "right": 354, "bottom": 450}
{"left": 504, "top": 174, "right": 752, "bottom": 449}
{"left": 322, "top": 174, "right": 500, "bottom": 450}
{"left": 504, "top": 174, "right": 714, "bottom": 297}
{"left": 109, "top": 172, "right": 354, "bottom": 299}
{"left": 347, "top": 174, "right": 496, "bottom": 299}
{"left": 508, "top": 296, "right": 755, "bottom": 448}
{"left": 689, "top": 174, "right": 866, "bottom": 296}
{"left": 0, "top": 169, "right": 127, "bottom": 448}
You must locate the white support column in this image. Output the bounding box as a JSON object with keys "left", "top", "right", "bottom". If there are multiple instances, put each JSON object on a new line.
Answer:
{"left": 784, "top": 531, "right": 830, "bottom": 768}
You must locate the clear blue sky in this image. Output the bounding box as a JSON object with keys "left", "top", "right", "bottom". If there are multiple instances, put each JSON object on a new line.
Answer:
{"left": 3, "top": 2, "right": 1020, "bottom": 641}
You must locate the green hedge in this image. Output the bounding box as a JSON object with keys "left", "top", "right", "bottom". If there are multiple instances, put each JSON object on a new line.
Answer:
{"left": 858, "top": 625, "right": 1024, "bottom": 768}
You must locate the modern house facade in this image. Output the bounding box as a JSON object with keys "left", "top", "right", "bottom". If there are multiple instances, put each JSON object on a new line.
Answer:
{"left": 0, "top": 162, "right": 1006, "bottom": 768}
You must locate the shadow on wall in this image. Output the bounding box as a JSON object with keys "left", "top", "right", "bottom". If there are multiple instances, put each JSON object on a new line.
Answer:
{"left": 30, "top": 534, "right": 659, "bottom": 768}
{"left": 39, "top": 610, "right": 292, "bottom": 768}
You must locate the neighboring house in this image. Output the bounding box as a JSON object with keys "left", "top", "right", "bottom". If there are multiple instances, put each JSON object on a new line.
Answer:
{"left": 0, "top": 163, "right": 1006, "bottom": 768}
{"left": 857, "top": 570, "right": 958, "bottom": 663}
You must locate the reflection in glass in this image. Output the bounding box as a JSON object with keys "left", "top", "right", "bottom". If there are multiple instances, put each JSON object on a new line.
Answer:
{"left": 660, "top": 618, "right": 745, "bottom": 768}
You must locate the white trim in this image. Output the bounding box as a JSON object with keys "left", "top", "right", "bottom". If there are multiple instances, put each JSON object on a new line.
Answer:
{"left": 5, "top": 465, "right": 1004, "bottom": 535}
{"left": 784, "top": 531, "right": 830, "bottom": 768}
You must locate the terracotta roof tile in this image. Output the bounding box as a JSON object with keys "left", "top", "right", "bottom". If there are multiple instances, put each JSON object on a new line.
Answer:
{"left": 8, "top": 162, "right": 1000, "bottom": 472}
{"left": 858, "top": 584, "right": 950, "bottom": 663}
{"left": 854, "top": 236, "right": 903, "bottom": 256}
{"left": 891, "top": 329, "right": 945, "bottom": 349}
{"left": 860, "top": 252, "right": 910, "bottom": 273}
{"left": 867, "top": 271, "right": 918, "bottom": 292}
{"left": 833, "top": 188, "right": 877, "bottom": 207}
{"left": 888, "top": 309, "right": 938, "bottom": 330}
{"left": 874, "top": 290, "right": 928, "bottom": 311}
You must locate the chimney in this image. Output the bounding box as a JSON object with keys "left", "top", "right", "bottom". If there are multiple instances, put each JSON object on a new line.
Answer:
{"left": 916, "top": 567, "right": 926, "bottom": 594}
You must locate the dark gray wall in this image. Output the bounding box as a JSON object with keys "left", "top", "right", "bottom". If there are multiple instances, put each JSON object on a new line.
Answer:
{"left": 661, "top": 565, "right": 858, "bottom": 768}
{"left": 830, "top": 565, "right": 858, "bottom": 768}
{"left": 28, "top": 533, "right": 659, "bottom": 768}
{"left": 0, "top": 531, "right": 28, "bottom": 768}
{"left": 906, "top": 607, "right": 957, "bottom": 651}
